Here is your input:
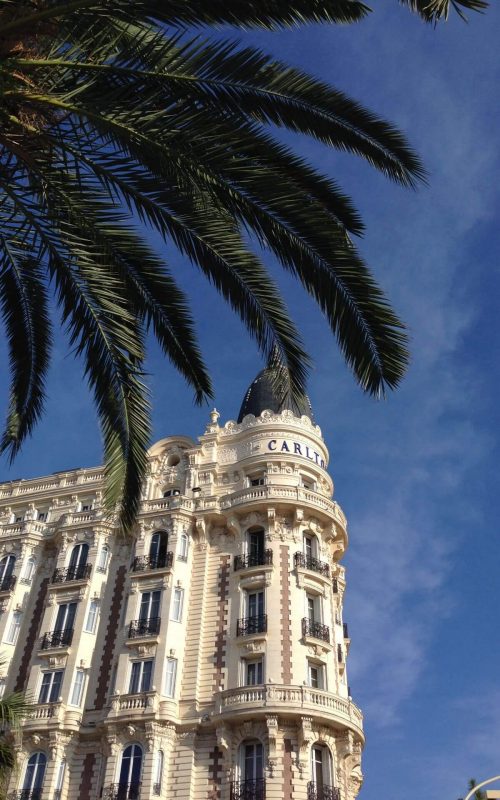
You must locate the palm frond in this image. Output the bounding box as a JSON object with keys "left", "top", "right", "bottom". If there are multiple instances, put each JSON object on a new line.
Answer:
{"left": 399, "top": 0, "right": 488, "bottom": 21}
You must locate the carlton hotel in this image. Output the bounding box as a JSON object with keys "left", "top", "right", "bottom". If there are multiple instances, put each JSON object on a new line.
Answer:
{"left": 0, "top": 371, "right": 364, "bottom": 800}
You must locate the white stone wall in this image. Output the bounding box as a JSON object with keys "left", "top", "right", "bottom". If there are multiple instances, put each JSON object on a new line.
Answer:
{"left": 0, "top": 413, "right": 363, "bottom": 800}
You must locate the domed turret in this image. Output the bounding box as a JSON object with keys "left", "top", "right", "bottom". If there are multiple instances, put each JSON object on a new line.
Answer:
{"left": 237, "top": 367, "right": 315, "bottom": 423}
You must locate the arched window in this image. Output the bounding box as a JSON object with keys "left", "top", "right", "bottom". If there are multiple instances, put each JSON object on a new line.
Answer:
{"left": 68, "top": 543, "right": 89, "bottom": 580}
{"left": 153, "top": 750, "right": 164, "bottom": 795}
{"left": 149, "top": 531, "right": 168, "bottom": 568}
{"left": 163, "top": 487, "right": 180, "bottom": 498}
{"left": 118, "top": 744, "right": 143, "bottom": 799}
{"left": 303, "top": 532, "right": 319, "bottom": 561}
{"left": 22, "top": 752, "right": 47, "bottom": 797}
{"left": 97, "top": 545, "right": 110, "bottom": 573}
{"left": 237, "top": 740, "right": 264, "bottom": 796}
{"left": 310, "top": 743, "right": 333, "bottom": 795}
{"left": 22, "top": 556, "right": 36, "bottom": 584}
{"left": 0, "top": 555, "right": 16, "bottom": 590}
{"left": 247, "top": 527, "right": 265, "bottom": 567}
{"left": 179, "top": 533, "right": 189, "bottom": 562}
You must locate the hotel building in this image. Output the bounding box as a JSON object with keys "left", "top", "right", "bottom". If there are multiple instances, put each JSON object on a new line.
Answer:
{"left": 0, "top": 370, "right": 364, "bottom": 800}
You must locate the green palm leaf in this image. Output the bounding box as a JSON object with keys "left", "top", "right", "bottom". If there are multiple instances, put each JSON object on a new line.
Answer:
{"left": 0, "top": 0, "right": 487, "bottom": 530}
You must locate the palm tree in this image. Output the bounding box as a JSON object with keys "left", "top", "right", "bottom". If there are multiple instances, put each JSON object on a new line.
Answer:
{"left": 0, "top": 691, "right": 34, "bottom": 798}
{"left": 0, "top": 0, "right": 487, "bottom": 532}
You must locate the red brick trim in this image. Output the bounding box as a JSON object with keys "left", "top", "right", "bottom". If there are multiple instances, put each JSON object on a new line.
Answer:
{"left": 280, "top": 546, "right": 292, "bottom": 684}
{"left": 207, "top": 746, "right": 223, "bottom": 799}
{"left": 78, "top": 752, "right": 96, "bottom": 800}
{"left": 94, "top": 565, "right": 127, "bottom": 709}
{"left": 14, "top": 577, "right": 49, "bottom": 692}
{"left": 283, "top": 738, "right": 294, "bottom": 800}
{"left": 212, "top": 556, "right": 230, "bottom": 694}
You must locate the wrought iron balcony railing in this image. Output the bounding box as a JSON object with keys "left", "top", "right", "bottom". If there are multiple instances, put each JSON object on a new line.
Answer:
{"left": 236, "top": 615, "right": 267, "bottom": 637}
{"left": 128, "top": 617, "right": 161, "bottom": 638}
{"left": 307, "top": 783, "right": 340, "bottom": 800}
{"left": 302, "top": 618, "right": 330, "bottom": 644}
{"left": 337, "top": 644, "right": 343, "bottom": 663}
{"left": 234, "top": 550, "right": 273, "bottom": 571}
{"left": 8, "top": 791, "right": 43, "bottom": 800}
{"left": 102, "top": 783, "right": 141, "bottom": 800}
{"left": 40, "top": 628, "right": 74, "bottom": 649}
{"left": 0, "top": 575, "right": 16, "bottom": 592}
{"left": 294, "top": 552, "right": 330, "bottom": 577}
{"left": 52, "top": 564, "right": 91, "bottom": 583}
{"left": 230, "top": 779, "right": 266, "bottom": 800}
{"left": 132, "top": 552, "right": 173, "bottom": 572}
{"left": 343, "top": 622, "right": 349, "bottom": 638}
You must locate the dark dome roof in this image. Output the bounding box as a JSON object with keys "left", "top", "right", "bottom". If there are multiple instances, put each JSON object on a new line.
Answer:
{"left": 237, "top": 368, "right": 314, "bottom": 424}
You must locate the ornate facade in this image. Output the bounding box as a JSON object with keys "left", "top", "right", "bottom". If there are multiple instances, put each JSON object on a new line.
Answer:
{"left": 0, "top": 374, "right": 363, "bottom": 800}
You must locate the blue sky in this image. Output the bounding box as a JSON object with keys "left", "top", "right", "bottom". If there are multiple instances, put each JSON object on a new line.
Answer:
{"left": 1, "top": 4, "right": 499, "bottom": 799}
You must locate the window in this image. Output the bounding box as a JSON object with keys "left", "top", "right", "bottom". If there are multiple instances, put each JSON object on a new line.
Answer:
{"left": 97, "top": 545, "right": 109, "bottom": 573}
{"left": 247, "top": 590, "right": 264, "bottom": 619}
{"left": 149, "top": 531, "right": 168, "bottom": 567}
{"left": 39, "top": 671, "right": 63, "bottom": 703}
{"left": 0, "top": 554, "right": 16, "bottom": 589}
{"left": 241, "top": 741, "right": 264, "bottom": 782}
{"left": 179, "top": 533, "right": 189, "bottom": 561}
{"left": 22, "top": 753, "right": 47, "bottom": 796}
{"left": 70, "top": 670, "right": 85, "bottom": 706}
{"left": 139, "top": 590, "right": 161, "bottom": 621}
{"left": 15, "top": 516, "right": 22, "bottom": 523}
{"left": 55, "top": 760, "right": 66, "bottom": 798}
{"left": 81, "top": 503, "right": 92, "bottom": 512}
{"left": 250, "top": 476, "right": 265, "bottom": 487}
{"left": 118, "top": 744, "right": 143, "bottom": 795}
{"left": 37, "top": 511, "right": 47, "bottom": 522}
{"left": 84, "top": 600, "right": 100, "bottom": 634}
{"left": 164, "top": 658, "right": 177, "bottom": 697}
{"left": 310, "top": 744, "right": 332, "bottom": 791}
{"left": 0, "top": 678, "right": 5, "bottom": 698}
{"left": 307, "top": 661, "right": 325, "bottom": 690}
{"left": 4, "top": 610, "right": 22, "bottom": 644}
{"left": 304, "top": 533, "right": 318, "bottom": 560}
{"left": 248, "top": 528, "right": 264, "bottom": 563}
{"left": 68, "top": 543, "right": 89, "bottom": 577}
{"left": 306, "top": 593, "right": 321, "bottom": 623}
{"left": 55, "top": 602, "right": 77, "bottom": 633}
{"left": 163, "top": 488, "right": 180, "bottom": 497}
{"left": 153, "top": 750, "right": 164, "bottom": 795}
{"left": 245, "top": 660, "right": 263, "bottom": 686}
{"left": 171, "top": 588, "right": 184, "bottom": 622}
{"left": 22, "top": 557, "right": 36, "bottom": 584}
{"left": 129, "top": 660, "right": 153, "bottom": 694}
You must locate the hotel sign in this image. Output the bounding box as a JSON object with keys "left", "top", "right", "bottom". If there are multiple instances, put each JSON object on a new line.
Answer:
{"left": 266, "top": 439, "right": 326, "bottom": 469}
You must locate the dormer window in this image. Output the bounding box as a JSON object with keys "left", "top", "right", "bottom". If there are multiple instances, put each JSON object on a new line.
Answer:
{"left": 163, "top": 488, "right": 180, "bottom": 498}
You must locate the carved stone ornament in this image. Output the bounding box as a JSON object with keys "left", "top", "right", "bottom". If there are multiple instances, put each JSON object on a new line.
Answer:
{"left": 265, "top": 715, "right": 278, "bottom": 763}
{"left": 297, "top": 716, "right": 314, "bottom": 771}
{"left": 216, "top": 723, "right": 230, "bottom": 753}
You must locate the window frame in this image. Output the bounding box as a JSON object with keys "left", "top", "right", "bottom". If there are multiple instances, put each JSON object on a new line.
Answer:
{"left": 129, "top": 660, "right": 154, "bottom": 694}
{"left": 38, "top": 670, "right": 64, "bottom": 704}
{"left": 164, "top": 658, "right": 177, "bottom": 697}
{"left": 84, "top": 599, "right": 100, "bottom": 634}
{"left": 4, "top": 610, "right": 22, "bottom": 645}
{"left": 69, "top": 669, "right": 86, "bottom": 707}
{"left": 171, "top": 587, "right": 184, "bottom": 622}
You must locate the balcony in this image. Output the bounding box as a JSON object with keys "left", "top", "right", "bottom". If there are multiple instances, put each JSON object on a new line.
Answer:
{"left": 236, "top": 615, "right": 267, "bottom": 637}
{"left": 40, "top": 628, "right": 74, "bottom": 649}
{"left": 302, "top": 618, "right": 330, "bottom": 644}
{"left": 307, "top": 784, "right": 340, "bottom": 800}
{"left": 102, "top": 784, "right": 141, "bottom": 800}
{"left": 132, "top": 552, "right": 173, "bottom": 572}
{"left": 215, "top": 684, "right": 364, "bottom": 733}
{"left": 8, "top": 792, "right": 43, "bottom": 800}
{"left": 0, "top": 575, "right": 16, "bottom": 593}
{"left": 294, "top": 552, "right": 330, "bottom": 578}
{"left": 128, "top": 617, "right": 161, "bottom": 639}
{"left": 52, "top": 564, "right": 92, "bottom": 583}
{"left": 234, "top": 550, "right": 273, "bottom": 571}
{"left": 230, "top": 779, "right": 266, "bottom": 800}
